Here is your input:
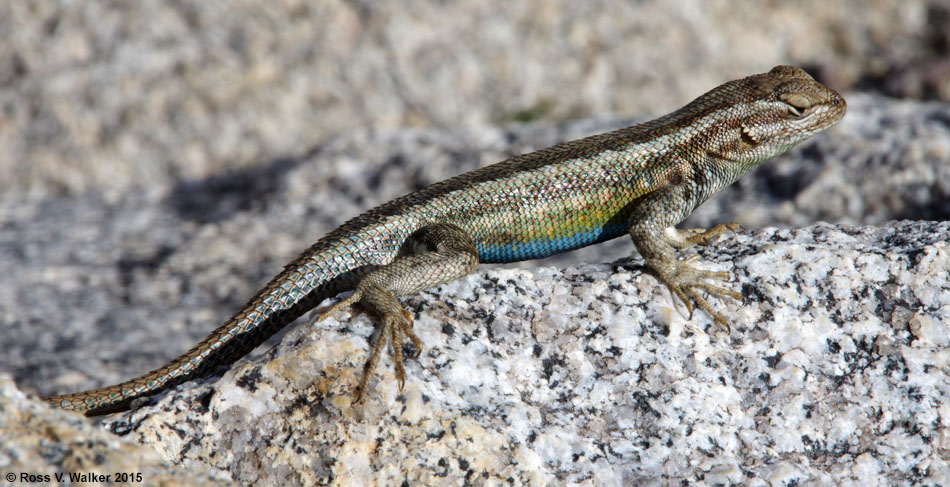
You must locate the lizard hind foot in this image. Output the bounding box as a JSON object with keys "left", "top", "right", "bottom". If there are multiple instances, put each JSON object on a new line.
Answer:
{"left": 353, "top": 305, "right": 421, "bottom": 402}
{"left": 319, "top": 283, "right": 424, "bottom": 402}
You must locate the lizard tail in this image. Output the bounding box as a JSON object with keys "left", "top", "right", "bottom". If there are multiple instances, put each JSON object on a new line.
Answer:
{"left": 46, "top": 256, "right": 363, "bottom": 416}
{"left": 46, "top": 308, "right": 297, "bottom": 415}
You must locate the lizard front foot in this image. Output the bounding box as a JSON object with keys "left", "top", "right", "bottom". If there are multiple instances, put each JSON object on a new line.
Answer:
{"left": 631, "top": 218, "right": 744, "bottom": 331}
{"left": 651, "top": 255, "right": 743, "bottom": 332}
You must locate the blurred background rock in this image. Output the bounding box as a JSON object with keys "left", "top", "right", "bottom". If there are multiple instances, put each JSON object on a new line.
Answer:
{"left": 2, "top": 0, "right": 948, "bottom": 198}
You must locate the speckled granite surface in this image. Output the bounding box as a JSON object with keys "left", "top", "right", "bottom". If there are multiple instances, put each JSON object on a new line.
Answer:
{"left": 0, "top": 376, "right": 234, "bottom": 486}
{"left": 7, "top": 222, "right": 945, "bottom": 486}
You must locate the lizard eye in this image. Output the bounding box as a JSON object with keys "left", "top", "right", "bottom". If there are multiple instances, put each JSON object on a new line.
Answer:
{"left": 780, "top": 93, "right": 811, "bottom": 117}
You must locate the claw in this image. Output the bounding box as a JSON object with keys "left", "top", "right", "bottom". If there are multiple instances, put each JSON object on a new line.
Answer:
{"left": 390, "top": 318, "right": 406, "bottom": 391}
{"left": 398, "top": 309, "right": 422, "bottom": 355}
{"left": 666, "top": 283, "right": 693, "bottom": 320}
{"left": 687, "top": 288, "right": 731, "bottom": 333}
{"left": 695, "top": 282, "right": 742, "bottom": 301}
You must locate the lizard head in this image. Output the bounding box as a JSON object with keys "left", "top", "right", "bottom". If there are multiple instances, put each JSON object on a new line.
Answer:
{"left": 736, "top": 65, "right": 846, "bottom": 161}
{"left": 703, "top": 65, "right": 847, "bottom": 166}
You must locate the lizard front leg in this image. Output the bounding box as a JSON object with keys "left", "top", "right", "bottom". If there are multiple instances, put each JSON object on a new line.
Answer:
{"left": 628, "top": 192, "right": 742, "bottom": 330}
{"left": 318, "top": 223, "right": 479, "bottom": 401}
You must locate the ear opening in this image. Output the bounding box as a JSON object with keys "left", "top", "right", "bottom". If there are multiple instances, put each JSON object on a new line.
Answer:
{"left": 740, "top": 124, "right": 759, "bottom": 146}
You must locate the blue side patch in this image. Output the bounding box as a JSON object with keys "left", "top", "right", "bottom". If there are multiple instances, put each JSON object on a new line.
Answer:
{"left": 477, "top": 224, "right": 628, "bottom": 263}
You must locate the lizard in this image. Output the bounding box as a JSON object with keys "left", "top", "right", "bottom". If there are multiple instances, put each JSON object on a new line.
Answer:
{"left": 46, "top": 65, "right": 846, "bottom": 416}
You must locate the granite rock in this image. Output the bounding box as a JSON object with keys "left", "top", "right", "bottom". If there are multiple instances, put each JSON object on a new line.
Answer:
{"left": 74, "top": 221, "right": 950, "bottom": 486}
{"left": 0, "top": 375, "right": 234, "bottom": 486}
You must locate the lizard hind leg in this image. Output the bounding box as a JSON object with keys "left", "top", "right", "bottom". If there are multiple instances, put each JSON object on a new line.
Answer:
{"left": 317, "top": 223, "right": 479, "bottom": 401}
